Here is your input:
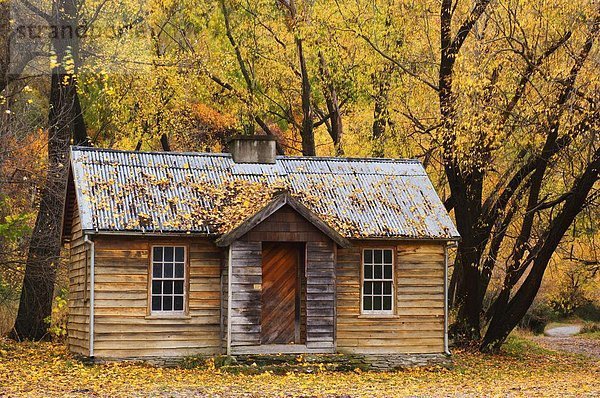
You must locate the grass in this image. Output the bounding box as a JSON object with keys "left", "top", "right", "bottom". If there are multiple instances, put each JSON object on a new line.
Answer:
{"left": 581, "top": 321, "right": 600, "bottom": 338}
{"left": 501, "top": 334, "right": 555, "bottom": 358}
{"left": 580, "top": 331, "right": 600, "bottom": 340}
{"left": 0, "top": 336, "right": 598, "bottom": 397}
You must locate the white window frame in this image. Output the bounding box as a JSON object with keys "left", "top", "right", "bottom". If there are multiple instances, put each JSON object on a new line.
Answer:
{"left": 150, "top": 245, "right": 187, "bottom": 315}
{"left": 361, "top": 248, "right": 395, "bottom": 315}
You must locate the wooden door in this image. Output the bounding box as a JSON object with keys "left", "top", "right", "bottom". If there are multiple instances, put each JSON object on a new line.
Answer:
{"left": 261, "top": 242, "right": 300, "bottom": 344}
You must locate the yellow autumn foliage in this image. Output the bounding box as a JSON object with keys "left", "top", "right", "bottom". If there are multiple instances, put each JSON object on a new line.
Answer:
{"left": 0, "top": 338, "right": 598, "bottom": 397}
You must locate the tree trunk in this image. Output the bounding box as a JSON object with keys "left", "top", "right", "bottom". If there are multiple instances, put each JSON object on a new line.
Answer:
{"left": 451, "top": 243, "right": 483, "bottom": 341}
{"left": 11, "top": 72, "right": 76, "bottom": 340}
{"left": 371, "top": 66, "right": 392, "bottom": 157}
{"left": 72, "top": 90, "right": 89, "bottom": 146}
{"left": 437, "top": 0, "right": 493, "bottom": 342}
{"left": 0, "top": 1, "right": 9, "bottom": 94}
{"left": 481, "top": 147, "right": 600, "bottom": 351}
{"left": 160, "top": 133, "right": 171, "bottom": 151}
{"left": 11, "top": 0, "right": 87, "bottom": 340}
{"left": 318, "top": 52, "right": 343, "bottom": 155}
{"left": 297, "top": 37, "right": 315, "bottom": 156}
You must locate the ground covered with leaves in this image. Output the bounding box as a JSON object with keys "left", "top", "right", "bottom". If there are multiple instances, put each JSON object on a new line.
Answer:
{"left": 0, "top": 337, "right": 598, "bottom": 397}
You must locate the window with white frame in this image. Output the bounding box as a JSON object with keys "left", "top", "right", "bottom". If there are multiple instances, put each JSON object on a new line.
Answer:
{"left": 362, "top": 248, "right": 394, "bottom": 314}
{"left": 151, "top": 246, "right": 186, "bottom": 313}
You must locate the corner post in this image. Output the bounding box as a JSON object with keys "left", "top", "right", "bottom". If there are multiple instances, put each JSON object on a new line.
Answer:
{"left": 84, "top": 235, "right": 95, "bottom": 358}
{"left": 444, "top": 241, "right": 457, "bottom": 355}
{"left": 226, "top": 244, "right": 233, "bottom": 356}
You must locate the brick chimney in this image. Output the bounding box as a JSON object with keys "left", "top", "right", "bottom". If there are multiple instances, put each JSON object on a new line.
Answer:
{"left": 227, "top": 135, "right": 277, "bottom": 164}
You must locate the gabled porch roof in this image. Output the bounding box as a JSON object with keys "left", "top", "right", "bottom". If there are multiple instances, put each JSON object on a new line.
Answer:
{"left": 215, "top": 192, "right": 351, "bottom": 248}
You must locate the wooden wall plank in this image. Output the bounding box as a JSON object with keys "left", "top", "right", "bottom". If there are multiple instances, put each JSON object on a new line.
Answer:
{"left": 335, "top": 241, "right": 446, "bottom": 354}
{"left": 67, "top": 200, "right": 89, "bottom": 356}
{"left": 240, "top": 205, "right": 329, "bottom": 243}
{"left": 226, "top": 241, "right": 262, "bottom": 349}
{"left": 87, "top": 236, "right": 223, "bottom": 359}
{"left": 305, "top": 241, "right": 335, "bottom": 351}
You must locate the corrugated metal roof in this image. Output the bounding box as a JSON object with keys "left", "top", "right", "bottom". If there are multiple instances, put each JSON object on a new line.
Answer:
{"left": 69, "top": 146, "right": 459, "bottom": 240}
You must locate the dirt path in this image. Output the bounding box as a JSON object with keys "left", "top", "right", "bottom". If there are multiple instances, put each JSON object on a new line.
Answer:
{"left": 532, "top": 324, "right": 600, "bottom": 360}
{"left": 544, "top": 324, "right": 582, "bottom": 337}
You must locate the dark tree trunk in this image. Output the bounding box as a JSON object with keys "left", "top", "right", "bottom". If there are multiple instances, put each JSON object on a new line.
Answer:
{"left": 318, "top": 52, "right": 343, "bottom": 155}
{"left": 72, "top": 90, "right": 89, "bottom": 146}
{"left": 0, "top": 1, "right": 9, "bottom": 93}
{"left": 481, "top": 147, "right": 600, "bottom": 351}
{"left": 297, "top": 37, "right": 315, "bottom": 156}
{"left": 438, "top": 0, "right": 493, "bottom": 341}
{"left": 11, "top": 72, "right": 76, "bottom": 340}
{"left": 480, "top": 18, "right": 600, "bottom": 351}
{"left": 274, "top": 0, "right": 316, "bottom": 156}
{"left": 160, "top": 133, "right": 171, "bottom": 151}
{"left": 371, "top": 66, "right": 392, "bottom": 158}
{"left": 11, "top": 0, "right": 87, "bottom": 340}
{"left": 451, "top": 239, "right": 484, "bottom": 341}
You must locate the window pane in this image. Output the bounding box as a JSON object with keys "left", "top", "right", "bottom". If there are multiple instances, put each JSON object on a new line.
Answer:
{"left": 164, "top": 263, "right": 173, "bottom": 278}
{"left": 364, "top": 250, "right": 373, "bottom": 263}
{"left": 363, "top": 296, "right": 372, "bottom": 311}
{"left": 175, "top": 263, "right": 184, "bottom": 278}
{"left": 373, "top": 296, "right": 382, "bottom": 310}
{"left": 374, "top": 249, "right": 382, "bottom": 263}
{"left": 153, "top": 247, "right": 163, "bottom": 261}
{"left": 164, "top": 281, "right": 173, "bottom": 294}
{"left": 150, "top": 246, "right": 186, "bottom": 313}
{"left": 383, "top": 296, "right": 392, "bottom": 310}
{"left": 174, "top": 296, "right": 184, "bottom": 311}
{"left": 163, "top": 296, "right": 173, "bottom": 311}
{"left": 374, "top": 264, "right": 382, "bottom": 279}
{"left": 364, "top": 264, "right": 372, "bottom": 279}
{"left": 164, "top": 247, "right": 174, "bottom": 262}
{"left": 174, "top": 281, "right": 184, "bottom": 295}
{"left": 175, "top": 247, "right": 184, "bottom": 262}
{"left": 152, "top": 263, "right": 162, "bottom": 278}
{"left": 152, "top": 296, "right": 161, "bottom": 311}
{"left": 152, "top": 281, "right": 162, "bottom": 294}
{"left": 384, "top": 264, "right": 393, "bottom": 279}
{"left": 374, "top": 282, "right": 382, "bottom": 295}
{"left": 384, "top": 250, "right": 392, "bottom": 263}
{"left": 383, "top": 281, "right": 392, "bottom": 295}
{"left": 364, "top": 281, "right": 372, "bottom": 295}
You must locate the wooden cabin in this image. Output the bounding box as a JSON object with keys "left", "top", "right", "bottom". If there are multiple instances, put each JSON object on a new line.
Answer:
{"left": 62, "top": 136, "right": 459, "bottom": 366}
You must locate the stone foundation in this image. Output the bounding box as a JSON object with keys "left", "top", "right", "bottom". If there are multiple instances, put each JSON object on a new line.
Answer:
{"left": 86, "top": 353, "right": 452, "bottom": 372}
{"left": 360, "top": 353, "right": 452, "bottom": 371}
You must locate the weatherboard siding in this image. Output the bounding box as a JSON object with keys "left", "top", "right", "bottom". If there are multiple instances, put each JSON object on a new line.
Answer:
{"left": 90, "top": 236, "right": 223, "bottom": 358}
{"left": 226, "top": 240, "right": 263, "bottom": 351}
{"left": 305, "top": 241, "right": 336, "bottom": 350}
{"left": 67, "top": 204, "right": 90, "bottom": 356}
{"left": 336, "top": 241, "right": 446, "bottom": 354}
{"left": 238, "top": 205, "right": 330, "bottom": 243}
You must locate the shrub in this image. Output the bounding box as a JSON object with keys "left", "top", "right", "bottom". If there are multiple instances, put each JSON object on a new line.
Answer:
{"left": 581, "top": 322, "right": 600, "bottom": 334}
{"left": 548, "top": 266, "right": 594, "bottom": 317}
{"left": 573, "top": 302, "right": 600, "bottom": 322}
{"left": 45, "top": 288, "right": 68, "bottom": 340}
{"left": 549, "top": 292, "right": 591, "bottom": 318}
{"left": 519, "top": 301, "right": 558, "bottom": 334}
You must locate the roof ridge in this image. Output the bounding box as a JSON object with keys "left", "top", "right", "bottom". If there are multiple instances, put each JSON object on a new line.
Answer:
{"left": 70, "top": 146, "right": 422, "bottom": 164}
{"left": 71, "top": 146, "right": 231, "bottom": 158}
